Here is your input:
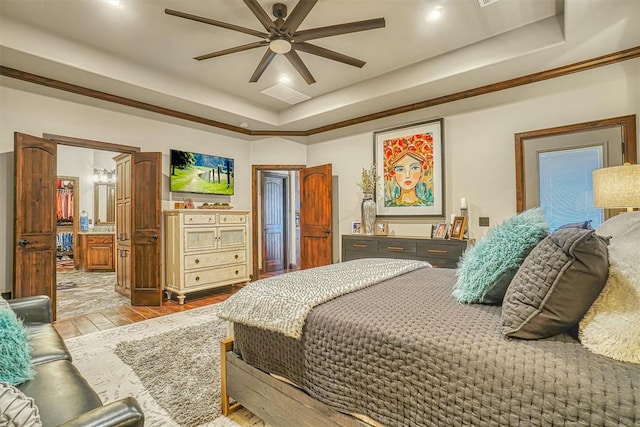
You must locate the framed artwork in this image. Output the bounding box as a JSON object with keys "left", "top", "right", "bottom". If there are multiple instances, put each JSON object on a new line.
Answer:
{"left": 433, "top": 223, "right": 448, "bottom": 239}
{"left": 352, "top": 221, "right": 362, "bottom": 234}
{"left": 374, "top": 221, "right": 388, "bottom": 236}
{"left": 374, "top": 119, "right": 444, "bottom": 216}
{"left": 450, "top": 216, "right": 467, "bottom": 240}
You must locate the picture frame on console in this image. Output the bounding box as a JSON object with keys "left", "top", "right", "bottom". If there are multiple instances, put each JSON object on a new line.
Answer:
{"left": 374, "top": 221, "right": 388, "bottom": 236}
{"left": 374, "top": 119, "right": 444, "bottom": 217}
{"left": 352, "top": 221, "right": 362, "bottom": 234}
{"left": 450, "top": 216, "right": 467, "bottom": 240}
{"left": 433, "top": 223, "right": 448, "bottom": 239}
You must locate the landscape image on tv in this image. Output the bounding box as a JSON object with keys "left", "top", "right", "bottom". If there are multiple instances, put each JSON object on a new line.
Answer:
{"left": 170, "top": 149, "right": 234, "bottom": 195}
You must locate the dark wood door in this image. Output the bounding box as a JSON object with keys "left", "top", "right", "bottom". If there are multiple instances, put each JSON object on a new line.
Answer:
{"left": 130, "top": 152, "right": 162, "bottom": 306}
{"left": 14, "top": 133, "right": 57, "bottom": 317}
{"left": 262, "top": 172, "right": 288, "bottom": 272}
{"left": 300, "top": 164, "right": 332, "bottom": 270}
{"left": 115, "top": 153, "right": 132, "bottom": 297}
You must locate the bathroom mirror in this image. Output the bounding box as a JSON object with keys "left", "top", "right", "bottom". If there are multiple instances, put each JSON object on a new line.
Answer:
{"left": 94, "top": 182, "right": 115, "bottom": 224}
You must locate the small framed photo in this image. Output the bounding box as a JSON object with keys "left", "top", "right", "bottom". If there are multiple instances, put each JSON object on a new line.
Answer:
{"left": 433, "top": 223, "right": 448, "bottom": 239}
{"left": 352, "top": 221, "right": 362, "bottom": 234}
{"left": 374, "top": 221, "right": 388, "bottom": 236}
{"left": 183, "top": 197, "right": 194, "bottom": 209}
{"left": 450, "top": 216, "right": 467, "bottom": 240}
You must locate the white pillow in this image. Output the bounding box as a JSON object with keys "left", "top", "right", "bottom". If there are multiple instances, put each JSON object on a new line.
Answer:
{"left": 0, "top": 382, "right": 42, "bottom": 427}
{"left": 579, "top": 211, "right": 640, "bottom": 364}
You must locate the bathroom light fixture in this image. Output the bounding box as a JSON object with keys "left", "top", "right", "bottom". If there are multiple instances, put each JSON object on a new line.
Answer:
{"left": 92, "top": 168, "right": 117, "bottom": 183}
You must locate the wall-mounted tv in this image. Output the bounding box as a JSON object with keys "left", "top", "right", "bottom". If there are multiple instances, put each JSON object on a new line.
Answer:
{"left": 170, "top": 149, "right": 234, "bottom": 195}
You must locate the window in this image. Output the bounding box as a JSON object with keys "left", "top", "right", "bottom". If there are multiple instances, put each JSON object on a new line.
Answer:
{"left": 515, "top": 115, "right": 637, "bottom": 226}
{"left": 538, "top": 147, "right": 603, "bottom": 229}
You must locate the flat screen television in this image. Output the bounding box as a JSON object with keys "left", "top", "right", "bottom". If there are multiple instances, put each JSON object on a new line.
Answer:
{"left": 170, "top": 149, "right": 234, "bottom": 195}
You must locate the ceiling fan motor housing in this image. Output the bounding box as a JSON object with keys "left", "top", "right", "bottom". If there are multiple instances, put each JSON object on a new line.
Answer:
{"left": 273, "top": 3, "right": 287, "bottom": 19}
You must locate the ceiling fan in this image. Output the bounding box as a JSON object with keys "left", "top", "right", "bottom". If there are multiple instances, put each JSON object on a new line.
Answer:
{"left": 165, "top": 0, "right": 385, "bottom": 84}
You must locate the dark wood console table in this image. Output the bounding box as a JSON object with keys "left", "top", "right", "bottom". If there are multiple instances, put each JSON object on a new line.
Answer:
{"left": 342, "top": 235, "right": 468, "bottom": 268}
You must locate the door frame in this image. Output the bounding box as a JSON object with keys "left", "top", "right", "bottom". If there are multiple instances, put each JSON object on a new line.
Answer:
{"left": 251, "top": 164, "right": 305, "bottom": 280}
{"left": 261, "top": 171, "right": 290, "bottom": 273}
{"left": 44, "top": 134, "right": 141, "bottom": 305}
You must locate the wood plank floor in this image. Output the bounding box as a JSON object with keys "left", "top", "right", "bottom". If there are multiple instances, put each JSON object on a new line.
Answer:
{"left": 53, "top": 269, "right": 290, "bottom": 339}
{"left": 53, "top": 270, "right": 294, "bottom": 426}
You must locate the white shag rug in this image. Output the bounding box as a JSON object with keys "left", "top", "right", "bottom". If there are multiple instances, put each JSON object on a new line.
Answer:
{"left": 64, "top": 304, "right": 241, "bottom": 427}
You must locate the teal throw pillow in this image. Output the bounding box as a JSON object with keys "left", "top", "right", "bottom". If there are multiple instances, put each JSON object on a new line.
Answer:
{"left": 453, "top": 207, "right": 549, "bottom": 304}
{"left": 0, "top": 308, "right": 34, "bottom": 385}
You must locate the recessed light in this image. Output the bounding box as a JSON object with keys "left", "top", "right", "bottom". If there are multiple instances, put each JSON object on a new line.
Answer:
{"left": 279, "top": 74, "right": 292, "bottom": 84}
{"left": 426, "top": 6, "right": 444, "bottom": 21}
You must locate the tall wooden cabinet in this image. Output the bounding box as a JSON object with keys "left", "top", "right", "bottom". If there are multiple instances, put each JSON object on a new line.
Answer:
{"left": 115, "top": 154, "right": 132, "bottom": 297}
{"left": 164, "top": 209, "right": 250, "bottom": 304}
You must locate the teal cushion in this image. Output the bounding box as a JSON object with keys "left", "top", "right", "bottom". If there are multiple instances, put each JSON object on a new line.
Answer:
{"left": 453, "top": 207, "right": 549, "bottom": 304}
{"left": 0, "top": 308, "right": 34, "bottom": 385}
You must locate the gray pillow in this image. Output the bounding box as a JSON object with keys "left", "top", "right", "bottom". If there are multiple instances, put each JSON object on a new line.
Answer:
{"left": 502, "top": 228, "right": 609, "bottom": 339}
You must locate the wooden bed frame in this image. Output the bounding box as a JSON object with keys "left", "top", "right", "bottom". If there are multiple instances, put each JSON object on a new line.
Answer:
{"left": 220, "top": 338, "right": 368, "bottom": 427}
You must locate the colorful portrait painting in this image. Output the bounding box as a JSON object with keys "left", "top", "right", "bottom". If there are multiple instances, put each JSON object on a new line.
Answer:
{"left": 374, "top": 119, "right": 444, "bottom": 216}
{"left": 382, "top": 133, "right": 434, "bottom": 207}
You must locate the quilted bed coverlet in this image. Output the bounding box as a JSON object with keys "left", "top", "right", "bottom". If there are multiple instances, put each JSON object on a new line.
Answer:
{"left": 233, "top": 268, "right": 640, "bottom": 426}
{"left": 219, "top": 258, "right": 429, "bottom": 338}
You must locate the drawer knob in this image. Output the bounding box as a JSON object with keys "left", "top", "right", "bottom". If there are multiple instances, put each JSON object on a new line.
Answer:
{"left": 195, "top": 276, "right": 200, "bottom": 281}
{"left": 195, "top": 259, "right": 200, "bottom": 264}
{"left": 189, "top": 218, "right": 193, "bottom": 222}
{"left": 234, "top": 254, "right": 239, "bottom": 259}
{"left": 235, "top": 270, "right": 239, "bottom": 275}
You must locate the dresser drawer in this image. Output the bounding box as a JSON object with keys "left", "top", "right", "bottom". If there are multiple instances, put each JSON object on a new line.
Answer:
{"left": 416, "top": 242, "right": 464, "bottom": 260}
{"left": 378, "top": 239, "right": 417, "bottom": 256}
{"left": 219, "top": 214, "right": 246, "bottom": 224}
{"left": 184, "top": 214, "right": 216, "bottom": 225}
{"left": 184, "top": 264, "right": 248, "bottom": 288}
{"left": 343, "top": 239, "right": 378, "bottom": 253}
{"left": 184, "top": 249, "right": 246, "bottom": 270}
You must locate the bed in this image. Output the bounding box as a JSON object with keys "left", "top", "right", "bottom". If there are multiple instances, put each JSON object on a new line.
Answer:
{"left": 218, "top": 260, "right": 640, "bottom": 426}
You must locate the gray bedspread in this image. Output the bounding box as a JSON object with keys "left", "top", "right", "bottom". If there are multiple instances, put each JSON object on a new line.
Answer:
{"left": 233, "top": 267, "right": 640, "bottom": 426}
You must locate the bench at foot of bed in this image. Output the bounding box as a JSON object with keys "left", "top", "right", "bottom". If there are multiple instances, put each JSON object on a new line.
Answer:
{"left": 220, "top": 338, "right": 368, "bottom": 427}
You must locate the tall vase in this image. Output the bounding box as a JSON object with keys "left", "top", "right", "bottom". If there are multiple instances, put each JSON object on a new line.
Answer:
{"left": 361, "top": 192, "right": 376, "bottom": 235}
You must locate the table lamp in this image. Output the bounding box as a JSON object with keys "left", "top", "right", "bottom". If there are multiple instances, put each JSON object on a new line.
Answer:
{"left": 593, "top": 163, "right": 640, "bottom": 212}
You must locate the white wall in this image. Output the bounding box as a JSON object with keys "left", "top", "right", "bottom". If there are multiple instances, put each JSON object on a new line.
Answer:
{"left": 0, "top": 86, "right": 303, "bottom": 293}
{"left": 1, "top": 58, "right": 638, "bottom": 292}
{"left": 307, "top": 59, "right": 640, "bottom": 255}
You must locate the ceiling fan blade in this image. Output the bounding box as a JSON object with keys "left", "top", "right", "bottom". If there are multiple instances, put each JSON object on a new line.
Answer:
{"left": 243, "top": 0, "right": 274, "bottom": 31}
{"left": 195, "top": 41, "right": 268, "bottom": 61}
{"left": 293, "top": 18, "right": 385, "bottom": 42}
{"left": 165, "top": 9, "right": 268, "bottom": 38}
{"left": 294, "top": 42, "right": 365, "bottom": 68}
{"left": 249, "top": 49, "right": 277, "bottom": 82}
{"left": 284, "top": 50, "right": 316, "bottom": 84}
{"left": 281, "top": 0, "right": 317, "bottom": 34}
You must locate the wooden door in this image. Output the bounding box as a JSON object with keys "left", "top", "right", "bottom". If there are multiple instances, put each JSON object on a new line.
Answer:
{"left": 262, "top": 173, "right": 287, "bottom": 272}
{"left": 300, "top": 164, "right": 332, "bottom": 269}
{"left": 115, "top": 154, "right": 132, "bottom": 297}
{"left": 130, "top": 152, "right": 162, "bottom": 306}
{"left": 14, "top": 133, "right": 57, "bottom": 317}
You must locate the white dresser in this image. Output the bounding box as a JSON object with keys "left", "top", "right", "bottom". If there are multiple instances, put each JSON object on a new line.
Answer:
{"left": 164, "top": 209, "right": 250, "bottom": 304}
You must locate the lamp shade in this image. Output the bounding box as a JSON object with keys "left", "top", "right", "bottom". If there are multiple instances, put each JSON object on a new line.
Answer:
{"left": 593, "top": 163, "right": 640, "bottom": 208}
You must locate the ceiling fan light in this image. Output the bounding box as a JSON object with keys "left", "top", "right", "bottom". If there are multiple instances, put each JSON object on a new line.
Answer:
{"left": 269, "top": 39, "right": 292, "bottom": 54}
